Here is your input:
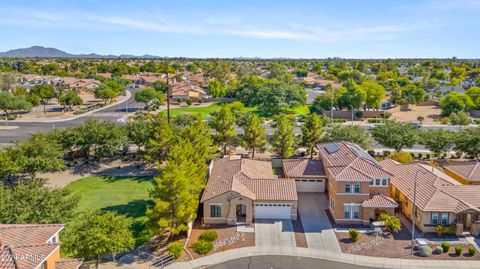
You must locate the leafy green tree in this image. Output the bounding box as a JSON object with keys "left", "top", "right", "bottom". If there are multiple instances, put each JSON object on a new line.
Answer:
{"left": 125, "top": 113, "right": 150, "bottom": 151}
{"left": 253, "top": 81, "right": 306, "bottom": 115}
{"left": 210, "top": 105, "right": 237, "bottom": 155}
{"left": 440, "top": 92, "right": 475, "bottom": 115}
{"left": 0, "top": 91, "right": 32, "bottom": 116}
{"left": 301, "top": 113, "right": 324, "bottom": 159}
{"left": 0, "top": 180, "right": 79, "bottom": 224}
{"left": 59, "top": 91, "right": 83, "bottom": 111}
{"left": 271, "top": 114, "right": 296, "bottom": 158}
{"left": 449, "top": 111, "right": 472, "bottom": 126}
{"left": 420, "top": 129, "right": 454, "bottom": 157}
{"left": 16, "top": 133, "right": 65, "bottom": 180}
{"left": 30, "top": 84, "right": 55, "bottom": 113}
{"left": 336, "top": 86, "right": 365, "bottom": 110}
{"left": 361, "top": 81, "right": 386, "bottom": 109}
{"left": 208, "top": 79, "right": 227, "bottom": 98}
{"left": 62, "top": 210, "right": 135, "bottom": 269}
{"left": 371, "top": 120, "right": 419, "bottom": 151}
{"left": 135, "top": 86, "right": 164, "bottom": 111}
{"left": 94, "top": 84, "right": 118, "bottom": 105}
{"left": 0, "top": 72, "right": 16, "bottom": 91}
{"left": 465, "top": 86, "right": 480, "bottom": 108}
{"left": 453, "top": 127, "right": 480, "bottom": 159}
{"left": 399, "top": 84, "right": 425, "bottom": 105}
{"left": 389, "top": 151, "right": 413, "bottom": 163}
{"left": 240, "top": 115, "right": 267, "bottom": 158}
{"left": 323, "top": 125, "right": 371, "bottom": 149}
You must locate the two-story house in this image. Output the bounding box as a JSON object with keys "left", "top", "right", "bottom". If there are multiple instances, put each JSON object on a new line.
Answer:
{"left": 0, "top": 224, "right": 83, "bottom": 269}
{"left": 318, "top": 141, "right": 398, "bottom": 225}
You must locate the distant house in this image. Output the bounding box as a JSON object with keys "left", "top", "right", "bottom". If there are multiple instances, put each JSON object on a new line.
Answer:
{"left": 170, "top": 82, "right": 208, "bottom": 100}
{"left": 427, "top": 85, "right": 465, "bottom": 94}
{"left": 443, "top": 162, "right": 480, "bottom": 185}
{"left": 69, "top": 79, "right": 101, "bottom": 92}
{"left": 122, "top": 73, "right": 166, "bottom": 86}
{"left": 0, "top": 224, "right": 83, "bottom": 269}
{"left": 303, "top": 73, "right": 341, "bottom": 90}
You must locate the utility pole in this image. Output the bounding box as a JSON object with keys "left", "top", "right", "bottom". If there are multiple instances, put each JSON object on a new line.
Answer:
{"left": 165, "top": 62, "right": 170, "bottom": 123}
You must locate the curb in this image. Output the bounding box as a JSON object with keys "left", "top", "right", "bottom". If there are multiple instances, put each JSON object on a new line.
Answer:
{"left": 0, "top": 90, "right": 132, "bottom": 124}
{"left": 165, "top": 246, "right": 480, "bottom": 269}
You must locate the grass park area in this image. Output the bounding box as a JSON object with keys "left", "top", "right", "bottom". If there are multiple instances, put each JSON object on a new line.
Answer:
{"left": 65, "top": 175, "right": 154, "bottom": 245}
{"left": 170, "top": 102, "right": 310, "bottom": 118}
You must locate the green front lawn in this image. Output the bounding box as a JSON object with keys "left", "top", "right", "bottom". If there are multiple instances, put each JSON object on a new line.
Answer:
{"left": 65, "top": 175, "right": 154, "bottom": 245}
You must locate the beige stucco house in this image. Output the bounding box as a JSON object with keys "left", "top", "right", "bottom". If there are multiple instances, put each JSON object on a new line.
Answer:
{"left": 201, "top": 156, "right": 297, "bottom": 225}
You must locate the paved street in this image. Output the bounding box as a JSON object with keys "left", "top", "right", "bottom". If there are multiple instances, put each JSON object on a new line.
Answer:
{"left": 298, "top": 193, "right": 341, "bottom": 252}
{"left": 255, "top": 219, "right": 296, "bottom": 247}
{"left": 205, "top": 256, "right": 375, "bottom": 269}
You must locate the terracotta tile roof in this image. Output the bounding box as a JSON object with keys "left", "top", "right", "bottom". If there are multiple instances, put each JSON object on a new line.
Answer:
{"left": 444, "top": 162, "right": 480, "bottom": 182}
{"left": 0, "top": 243, "right": 60, "bottom": 269}
{"left": 201, "top": 156, "right": 297, "bottom": 202}
{"left": 362, "top": 194, "right": 398, "bottom": 208}
{"left": 0, "top": 224, "right": 63, "bottom": 246}
{"left": 55, "top": 259, "right": 83, "bottom": 269}
{"left": 282, "top": 159, "right": 325, "bottom": 178}
{"left": 318, "top": 141, "right": 393, "bottom": 182}
{"left": 381, "top": 159, "right": 480, "bottom": 214}
{"left": 170, "top": 82, "right": 206, "bottom": 96}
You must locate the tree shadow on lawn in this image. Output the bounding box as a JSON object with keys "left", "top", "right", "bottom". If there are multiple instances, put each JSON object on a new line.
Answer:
{"left": 103, "top": 199, "right": 154, "bottom": 246}
{"left": 101, "top": 175, "right": 154, "bottom": 183}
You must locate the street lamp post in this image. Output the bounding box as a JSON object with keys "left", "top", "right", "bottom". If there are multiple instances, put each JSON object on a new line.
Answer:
{"left": 411, "top": 169, "right": 427, "bottom": 256}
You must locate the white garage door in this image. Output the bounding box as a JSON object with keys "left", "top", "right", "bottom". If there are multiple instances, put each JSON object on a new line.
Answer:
{"left": 254, "top": 203, "right": 291, "bottom": 219}
{"left": 295, "top": 179, "right": 325, "bottom": 192}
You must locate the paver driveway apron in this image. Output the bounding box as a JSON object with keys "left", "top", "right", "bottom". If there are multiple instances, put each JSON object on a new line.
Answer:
{"left": 255, "top": 219, "right": 296, "bottom": 247}
{"left": 298, "top": 193, "right": 341, "bottom": 252}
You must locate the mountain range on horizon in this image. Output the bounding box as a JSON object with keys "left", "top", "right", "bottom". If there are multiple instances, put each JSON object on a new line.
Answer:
{"left": 0, "top": 46, "right": 164, "bottom": 59}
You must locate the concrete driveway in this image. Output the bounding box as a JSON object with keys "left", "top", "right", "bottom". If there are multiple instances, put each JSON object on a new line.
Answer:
{"left": 255, "top": 219, "right": 296, "bottom": 247}
{"left": 298, "top": 193, "right": 341, "bottom": 252}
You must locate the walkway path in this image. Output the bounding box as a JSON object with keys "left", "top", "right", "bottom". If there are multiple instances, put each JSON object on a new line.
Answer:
{"left": 165, "top": 246, "right": 479, "bottom": 269}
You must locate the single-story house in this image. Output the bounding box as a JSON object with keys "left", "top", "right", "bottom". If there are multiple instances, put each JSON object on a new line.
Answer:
{"left": 201, "top": 155, "right": 297, "bottom": 225}
{"left": 443, "top": 162, "right": 480, "bottom": 185}
{"left": 170, "top": 82, "right": 208, "bottom": 100}
{"left": 381, "top": 159, "right": 480, "bottom": 234}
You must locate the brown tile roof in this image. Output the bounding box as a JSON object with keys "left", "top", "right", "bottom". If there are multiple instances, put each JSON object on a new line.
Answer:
{"left": 444, "top": 162, "right": 480, "bottom": 182}
{"left": 381, "top": 159, "right": 480, "bottom": 214}
{"left": 170, "top": 82, "right": 206, "bottom": 97}
{"left": 318, "top": 141, "right": 393, "bottom": 182}
{"left": 0, "top": 224, "right": 64, "bottom": 246}
{"left": 282, "top": 159, "right": 325, "bottom": 178}
{"left": 201, "top": 156, "right": 297, "bottom": 202}
{"left": 55, "top": 259, "right": 83, "bottom": 269}
{"left": 0, "top": 244, "right": 60, "bottom": 269}
{"left": 362, "top": 194, "right": 398, "bottom": 208}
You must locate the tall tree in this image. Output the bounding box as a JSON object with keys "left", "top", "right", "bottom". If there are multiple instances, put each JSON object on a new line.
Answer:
{"left": 440, "top": 92, "right": 474, "bottom": 115}
{"left": 300, "top": 113, "right": 323, "bottom": 159}
{"left": 135, "top": 86, "right": 164, "bottom": 111}
{"left": 271, "top": 114, "right": 296, "bottom": 158}
{"left": 208, "top": 79, "right": 227, "bottom": 98}
{"left": 240, "top": 115, "right": 267, "bottom": 158}
{"left": 30, "top": 85, "right": 55, "bottom": 113}
{"left": 145, "top": 113, "right": 173, "bottom": 162}
{"left": 371, "top": 120, "right": 418, "bottom": 152}
{"left": 59, "top": 91, "right": 83, "bottom": 111}
{"left": 420, "top": 129, "right": 454, "bottom": 157}
{"left": 210, "top": 105, "right": 237, "bottom": 155}
{"left": 323, "top": 125, "right": 371, "bottom": 149}
{"left": 0, "top": 91, "right": 32, "bottom": 116}
{"left": 361, "top": 81, "right": 386, "bottom": 109}
{"left": 62, "top": 210, "right": 135, "bottom": 269}
{"left": 454, "top": 127, "right": 480, "bottom": 159}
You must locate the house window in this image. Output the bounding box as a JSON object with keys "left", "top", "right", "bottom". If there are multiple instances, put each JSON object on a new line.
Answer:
{"left": 345, "top": 182, "right": 351, "bottom": 193}
{"left": 354, "top": 183, "right": 361, "bottom": 193}
{"left": 441, "top": 212, "right": 449, "bottom": 225}
{"left": 382, "top": 179, "right": 388, "bottom": 186}
{"left": 210, "top": 205, "right": 221, "bottom": 218}
{"left": 431, "top": 212, "right": 439, "bottom": 225}
{"left": 344, "top": 204, "right": 351, "bottom": 219}
{"left": 352, "top": 206, "right": 360, "bottom": 219}
{"left": 375, "top": 179, "right": 381, "bottom": 185}
{"left": 330, "top": 197, "right": 335, "bottom": 210}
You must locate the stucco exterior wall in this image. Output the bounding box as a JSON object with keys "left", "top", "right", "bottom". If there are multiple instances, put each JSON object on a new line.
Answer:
{"left": 45, "top": 247, "right": 60, "bottom": 269}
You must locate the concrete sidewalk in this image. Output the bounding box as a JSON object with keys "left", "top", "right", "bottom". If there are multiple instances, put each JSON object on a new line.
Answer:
{"left": 165, "top": 246, "right": 480, "bottom": 269}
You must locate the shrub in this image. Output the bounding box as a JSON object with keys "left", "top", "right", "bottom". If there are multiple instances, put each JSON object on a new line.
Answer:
{"left": 468, "top": 246, "right": 477, "bottom": 256}
{"left": 441, "top": 242, "right": 451, "bottom": 253}
{"left": 192, "top": 240, "right": 214, "bottom": 255}
{"left": 455, "top": 246, "right": 463, "bottom": 256}
{"left": 6, "top": 115, "right": 16, "bottom": 120}
{"left": 349, "top": 229, "right": 360, "bottom": 243}
{"left": 381, "top": 111, "right": 391, "bottom": 119}
{"left": 390, "top": 151, "right": 414, "bottom": 164}
{"left": 433, "top": 246, "right": 443, "bottom": 255}
{"left": 378, "top": 213, "right": 401, "bottom": 233}
{"left": 355, "top": 111, "right": 363, "bottom": 119}
{"left": 198, "top": 230, "right": 218, "bottom": 242}
{"left": 186, "top": 98, "right": 193, "bottom": 106}
{"left": 167, "top": 242, "right": 184, "bottom": 259}
{"left": 435, "top": 225, "right": 447, "bottom": 237}
{"left": 440, "top": 117, "right": 450, "bottom": 125}
{"left": 418, "top": 246, "right": 432, "bottom": 257}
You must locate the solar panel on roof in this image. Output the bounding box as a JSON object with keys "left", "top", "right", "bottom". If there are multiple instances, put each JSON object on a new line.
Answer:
{"left": 325, "top": 144, "right": 340, "bottom": 154}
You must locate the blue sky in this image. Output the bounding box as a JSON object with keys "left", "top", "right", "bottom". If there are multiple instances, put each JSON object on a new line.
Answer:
{"left": 1, "top": 0, "right": 479, "bottom": 58}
